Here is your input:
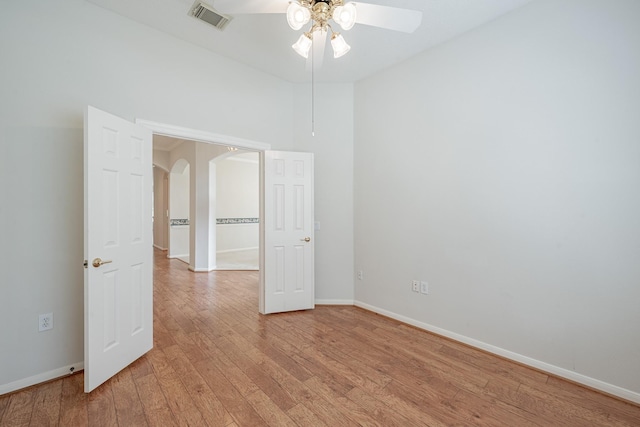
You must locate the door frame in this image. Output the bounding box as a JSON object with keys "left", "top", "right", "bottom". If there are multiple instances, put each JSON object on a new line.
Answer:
{"left": 136, "top": 119, "right": 271, "bottom": 309}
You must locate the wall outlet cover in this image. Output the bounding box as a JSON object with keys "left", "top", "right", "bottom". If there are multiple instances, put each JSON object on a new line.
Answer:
{"left": 420, "top": 281, "right": 429, "bottom": 294}
{"left": 39, "top": 313, "right": 53, "bottom": 332}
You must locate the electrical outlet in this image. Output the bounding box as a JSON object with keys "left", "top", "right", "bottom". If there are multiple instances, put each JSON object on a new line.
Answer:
{"left": 420, "top": 281, "right": 429, "bottom": 294}
{"left": 357, "top": 270, "right": 364, "bottom": 280}
{"left": 39, "top": 313, "right": 53, "bottom": 332}
{"left": 412, "top": 280, "right": 419, "bottom": 292}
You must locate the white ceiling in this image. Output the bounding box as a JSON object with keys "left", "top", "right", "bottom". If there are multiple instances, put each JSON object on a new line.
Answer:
{"left": 87, "top": 0, "right": 533, "bottom": 83}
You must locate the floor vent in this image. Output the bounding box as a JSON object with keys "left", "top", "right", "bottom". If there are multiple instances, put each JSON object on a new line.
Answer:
{"left": 190, "top": 1, "right": 232, "bottom": 31}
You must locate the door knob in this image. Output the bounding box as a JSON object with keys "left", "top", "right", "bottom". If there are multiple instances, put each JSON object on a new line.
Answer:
{"left": 92, "top": 258, "right": 113, "bottom": 268}
{"left": 301, "top": 237, "right": 311, "bottom": 242}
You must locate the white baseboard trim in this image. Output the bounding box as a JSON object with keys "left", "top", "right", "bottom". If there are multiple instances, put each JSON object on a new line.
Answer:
{"left": 0, "top": 362, "right": 84, "bottom": 396}
{"left": 217, "top": 246, "right": 259, "bottom": 254}
{"left": 354, "top": 300, "right": 640, "bottom": 405}
{"left": 153, "top": 244, "right": 167, "bottom": 251}
{"left": 6, "top": 306, "right": 637, "bottom": 404}
{"left": 189, "top": 266, "right": 215, "bottom": 272}
{"left": 167, "top": 254, "right": 188, "bottom": 259}
{"left": 315, "top": 299, "right": 355, "bottom": 305}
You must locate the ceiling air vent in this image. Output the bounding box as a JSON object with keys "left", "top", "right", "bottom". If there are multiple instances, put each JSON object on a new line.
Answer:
{"left": 190, "top": 1, "right": 232, "bottom": 31}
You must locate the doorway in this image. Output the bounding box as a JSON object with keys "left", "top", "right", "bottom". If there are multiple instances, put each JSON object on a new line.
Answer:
{"left": 155, "top": 142, "right": 259, "bottom": 270}
{"left": 139, "top": 117, "right": 316, "bottom": 315}
{"left": 144, "top": 120, "right": 270, "bottom": 273}
{"left": 84, "top": 107, "right": 315, "bottom": 392}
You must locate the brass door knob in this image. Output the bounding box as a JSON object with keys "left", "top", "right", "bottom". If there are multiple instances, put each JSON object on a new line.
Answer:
{"left": 92, "top": 258, "right": 113, "bottom": 268}
{"left": 301, "top": 237, "right": 311, "bottom": 242}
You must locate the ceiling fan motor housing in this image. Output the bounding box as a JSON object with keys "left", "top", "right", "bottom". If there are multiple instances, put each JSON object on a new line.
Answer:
{"left": 308, "top": 0, "right": 346, "bottom": 29}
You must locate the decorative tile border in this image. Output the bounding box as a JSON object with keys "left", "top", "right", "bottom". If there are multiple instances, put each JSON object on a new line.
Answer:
{"left": 170, "top": 218, "right": 259, "bottom": 226}
{"left": 217, "top": 218, "right": 259, "bottom": 225}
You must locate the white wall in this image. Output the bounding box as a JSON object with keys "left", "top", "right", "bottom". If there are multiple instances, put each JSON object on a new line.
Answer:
{"left": 217, "top": 223, "right": 258, "bottom": 252}
{"left": 216, "top": 154, "right": 259, "bottom": 219}
{"left": 0, "top": 0, "right": 355, "bottom": 385}
{"left": 152, "top": 149, "right": 171, "bottom": 251}
{"left": 216, "top": 153, "right": 259, "bottom": 252}
{"left": 0, "top": 0, "right": 303, "bottom": 392}
{"left": 153, "top": 167, "right": 168, "bottom": 250}
{"left": 293, "top": 83, "right": 355, "bottom": 304}
{"left": 169, "top": 163, "right": 190, "bottom": 258}
{"left": 0, "top": 128, "right": 84, "bottom": 391}
{"left": 169, "top": 164, "right": 190, "bottom": 218}
{"left": 354, "top": 0, "right": 640, "bottom": 401}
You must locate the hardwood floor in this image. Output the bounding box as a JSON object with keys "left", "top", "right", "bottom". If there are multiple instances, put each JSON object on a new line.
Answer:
{"left": 2, "top": 249, "right": 639, "bottom": 426}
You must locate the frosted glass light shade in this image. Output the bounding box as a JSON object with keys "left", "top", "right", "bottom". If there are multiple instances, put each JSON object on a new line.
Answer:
{"left": 332, "top": 2, "right": 357, "bottom": 30}
{"left": 286, "top": 2, "right": 311, "bottom": 30}
{"left": 331, "top": 33, "right": 350, "bottom": 58}
{"left": 292, "top": 33, "right": 313, "bottom": 58}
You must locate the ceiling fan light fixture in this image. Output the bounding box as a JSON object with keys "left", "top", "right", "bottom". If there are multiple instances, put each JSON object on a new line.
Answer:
{"left": 331, "top": 32, "right": 350, "bottom": 58}
{"left": 292, "top": 32, "right": 313, "bottom": 58}
{"left": 332, "top": 2, "right": 357, "bottom": 31}
{"left": 286, "top": 1, "right": 311, "bottom": 30}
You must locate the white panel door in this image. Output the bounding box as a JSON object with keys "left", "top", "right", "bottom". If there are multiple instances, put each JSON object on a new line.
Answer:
{"left": 84, "top": 106, "right": 153, "bottom": 392}
{"left": 261, "top": 151, "right": 314, "bottom": 314}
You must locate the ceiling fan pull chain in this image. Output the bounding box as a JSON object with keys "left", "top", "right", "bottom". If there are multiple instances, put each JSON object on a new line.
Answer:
{"left": 311, "top": 32, "right": 315, "bottom": 137}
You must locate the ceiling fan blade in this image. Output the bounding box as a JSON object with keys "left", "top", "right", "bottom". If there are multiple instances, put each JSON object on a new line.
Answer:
{"left": 352, "top": 2, "right": 422, "bottom": 33}
{"left": 213, "top": 0, "right": 288, "bottom": 14}
{"left": 306, "top": 28, "right": 327, "bottom": 72}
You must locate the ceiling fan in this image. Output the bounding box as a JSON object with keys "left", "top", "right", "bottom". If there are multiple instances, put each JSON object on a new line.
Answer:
{"left": 210, "top": 0, "right": 423, "bottom": 69}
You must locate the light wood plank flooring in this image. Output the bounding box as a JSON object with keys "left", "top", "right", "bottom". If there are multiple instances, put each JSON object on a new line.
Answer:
{"left": 2, "top": 249, "right": 639, "bottom": 426}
